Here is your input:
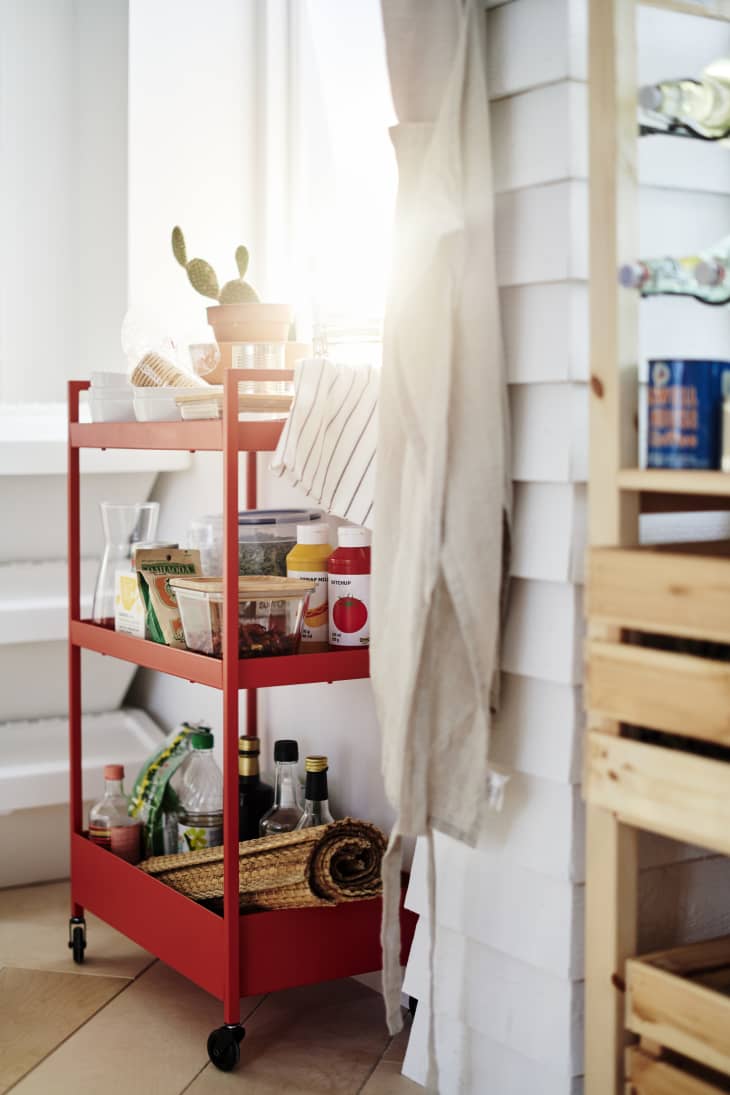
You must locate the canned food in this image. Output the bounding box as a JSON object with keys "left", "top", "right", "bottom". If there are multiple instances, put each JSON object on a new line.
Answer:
{"left": 647, "top": 359, "right": 730, "bottom": 469}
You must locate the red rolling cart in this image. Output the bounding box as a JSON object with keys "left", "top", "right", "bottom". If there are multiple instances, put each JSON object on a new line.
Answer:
{"left": 67, "top": 369, "right": 416, "bottom": 1071}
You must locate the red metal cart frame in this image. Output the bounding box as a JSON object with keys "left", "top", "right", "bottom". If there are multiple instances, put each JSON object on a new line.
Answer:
{"left": 67, "top": 369, "right": 416, "bottom": 1070}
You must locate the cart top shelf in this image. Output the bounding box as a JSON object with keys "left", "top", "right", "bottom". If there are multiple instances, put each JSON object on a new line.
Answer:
{"left": 70, "top": 419, "right": 286, "bottom": 453}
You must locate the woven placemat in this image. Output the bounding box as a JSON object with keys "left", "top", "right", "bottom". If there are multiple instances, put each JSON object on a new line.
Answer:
{"left": 138, "top": 818, "right": 386, "bottom": 911}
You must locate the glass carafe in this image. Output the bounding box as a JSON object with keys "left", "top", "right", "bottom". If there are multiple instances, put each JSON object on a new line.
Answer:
{"left": 92, "top": 502, "right": 159, "bottom": 627}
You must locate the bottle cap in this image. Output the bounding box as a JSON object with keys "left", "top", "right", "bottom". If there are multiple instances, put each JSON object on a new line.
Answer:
{"left": 274, "top": 739, "right": 299, "bottom": 763}
{"left": 618, "top": 263, "right": 644, "bottom": 289}
{"left": 191, "top": 731, "right": 214, "bottom": 750}
{"left": 238, "top": 736, "right": 260, "bottom": 754}
{"left": 104, "top": 764, "right": 124, "bottom": 780}
{"left": 296, "top": 523, "right": 331, "bottom": 546}
{"left": 337, "top": 526, "right": 371, "bottom": 549}
{"left": 305, "top": 755, "right": 328, "bottom": 773}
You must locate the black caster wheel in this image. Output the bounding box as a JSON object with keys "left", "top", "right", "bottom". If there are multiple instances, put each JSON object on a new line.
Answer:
{"left": 408, "top": 995, "right": 418, "bottom": 1018}
{"left": 68, "top": 917, "right": 86, "bottom": 965}
{"left": 207, "top": 1024, "right": 245, "bottom": 1072}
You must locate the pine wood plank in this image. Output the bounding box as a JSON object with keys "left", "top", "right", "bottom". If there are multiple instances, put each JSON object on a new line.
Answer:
{"left": 627, "top": 958, "right": 730, "bottom": 1076}
{"left": 627, "top": 1048, "right": 728, "bottom": 1095}
{"left": 0, "top": 966, "right": 125, "bottom": 1094}
{"left": 586, "top": 0, "right": 640, "bottom": 1086}
{"left": 585, "top": 731, "right": 730, "bottom": 855}
{"left": 587, "top": 641, "right": 730, "bottom": 745}
{"left": 588, "top": 548, "right": 730, "bottom": 643}
{"left": 618, "top": 470, "right": 730, "bottom": 497}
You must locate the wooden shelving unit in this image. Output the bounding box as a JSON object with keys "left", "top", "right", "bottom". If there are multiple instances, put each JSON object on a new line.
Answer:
{"left": 586, "top": 2, "right": 730, "bottom": 1092}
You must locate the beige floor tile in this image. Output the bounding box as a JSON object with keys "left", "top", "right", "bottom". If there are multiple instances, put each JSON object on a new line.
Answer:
{"left": 0, "top": 881, "right": 154, "bottom": 979}
{"left": 381, "top": 1014, "right": 412, "bottom": 1063}
{"left": 187, "top": 978, "right": 391, "bottom": 1095}
{"left": 359, "top": 1060, "right": 423, "bottom": 1094}
{"left": 10, "top": 961, "right": 263, "bottom": 1095}
{"left": 0, "top": 965, "right": 125, "bottom": 1094}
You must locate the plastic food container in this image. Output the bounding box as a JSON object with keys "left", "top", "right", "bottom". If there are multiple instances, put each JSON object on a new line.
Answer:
{"left": 133, "top": 386, "right": 203, "bottom": 422}
{"left": 171, "top": 576, "right": 316, "bottom": 658}
{"left": 89, "top": 390, "right": 135, "bottom": 422}
{"left": 188, "top": 509, "right": 323, "bottom": 577}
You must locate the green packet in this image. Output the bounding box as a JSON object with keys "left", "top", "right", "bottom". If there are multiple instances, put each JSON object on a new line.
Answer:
{"left": 136, "top": 547, "right": 202, "bottom": 648}
{"left": 129, "top": 721, "right": 209, "bottom": 857}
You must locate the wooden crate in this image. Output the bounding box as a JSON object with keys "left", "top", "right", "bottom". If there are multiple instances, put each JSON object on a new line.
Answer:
{"left": 588, "top": 546, "right": 730, "bottom": 645}
{"left": 626, "top": 937, "right": 730, "bottom": 1079}
{"left": 587, "top": 641, "right": 730, "bottom": 747}
{"left": 584, "top": 732, "right": 730, "bottom": 856}
{"left": 626, "top": 1048, "right": 729, "bottom": 1095}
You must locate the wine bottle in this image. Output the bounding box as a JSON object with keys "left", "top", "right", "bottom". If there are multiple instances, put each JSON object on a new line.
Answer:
{"left": 238, "top": 736, "right": 274, "bottom": 841}
{"left": 639, "top": 58, "right": 730, "bottom": 141}
{"left": 295, "top": 756, "right": 334, "bottom": 830}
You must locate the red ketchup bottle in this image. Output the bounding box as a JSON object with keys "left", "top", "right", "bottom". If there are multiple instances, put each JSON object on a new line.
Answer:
{"left": 327, "top": 527, "right": 371, "bottom": 648}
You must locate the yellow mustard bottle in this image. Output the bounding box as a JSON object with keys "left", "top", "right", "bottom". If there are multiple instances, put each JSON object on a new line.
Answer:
{"left": 286, "top": 523, "right": 333, "bottom": 653}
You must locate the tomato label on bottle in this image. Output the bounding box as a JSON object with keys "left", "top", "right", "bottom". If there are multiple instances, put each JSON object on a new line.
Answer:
{"left": 328, "top": 574, "right": 370, "bottom": 646}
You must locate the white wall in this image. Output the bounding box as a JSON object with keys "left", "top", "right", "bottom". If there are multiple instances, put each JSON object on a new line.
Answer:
{"left": 126, "top": 0, "right": 397, "bottom": 833}
{"left": 401, "top": 2, "right": 730, "bottom": 1092}
{"left": 0, "top": 0, "right": 128, "bottom": 403}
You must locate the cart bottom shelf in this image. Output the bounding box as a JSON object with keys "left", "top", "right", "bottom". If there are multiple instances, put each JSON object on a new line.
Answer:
{"left": 71, "top": 834, "right": 416, "bottom": 1000}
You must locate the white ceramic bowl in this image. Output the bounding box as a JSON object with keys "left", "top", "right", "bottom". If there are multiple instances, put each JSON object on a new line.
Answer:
{"left": 133, "top": 386, "right": 201, "bottom": 422}
{"left": 90, "top": 371, "right": 131, "bottom": 389}
{"left": 89, "top": 393, "right": 136, "bottom": 422}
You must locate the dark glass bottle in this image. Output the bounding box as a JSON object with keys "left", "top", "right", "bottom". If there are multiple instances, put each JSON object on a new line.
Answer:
{"left": 295, "top": 755, "right": 335, "bottom": 829}
{"left": 259, "top": 739, "right": 303, "bottom": 835}
{"left": 238, "top": 737, "right": 274, "bottom": 841}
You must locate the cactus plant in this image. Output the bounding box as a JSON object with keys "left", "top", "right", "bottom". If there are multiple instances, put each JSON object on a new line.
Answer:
{"left": 172, "top": 227, "right": 259, "bottom": 304}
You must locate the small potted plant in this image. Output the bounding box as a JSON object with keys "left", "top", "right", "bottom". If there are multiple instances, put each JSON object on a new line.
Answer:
{"left": 172, "top": 227, "right": 291, "bottom": 376}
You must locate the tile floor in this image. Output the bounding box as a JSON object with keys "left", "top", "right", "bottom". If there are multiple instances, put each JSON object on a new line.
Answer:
{"left": 0, "top": 881, "right": 420, "bottom": 1095}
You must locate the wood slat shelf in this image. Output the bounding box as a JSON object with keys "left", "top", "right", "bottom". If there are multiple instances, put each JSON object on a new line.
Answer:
{"left": 71, "top": 620, "right": 370, "bottom": 689}
{"left": 626, "top": 937, "right": 730, "bottom": 1079}
{"left": 626, "top": 1048, "right": 729, "bottom": 1095}
{"left": 618, "top": 470, "right": 730, "bottom": 497}
{"left": 584, "top": 731, "right": 730, "bottom": 856}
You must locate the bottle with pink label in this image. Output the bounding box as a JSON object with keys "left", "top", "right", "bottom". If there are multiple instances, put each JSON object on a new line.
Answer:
{"left": 327, "top": 526, "right": 371, "bottom": 648}
{"left": 88, "top": 764, "right": 142, "bottom": 864}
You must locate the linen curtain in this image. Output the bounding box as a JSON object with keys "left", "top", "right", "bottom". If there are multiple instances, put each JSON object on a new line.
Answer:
{"left": 372, "top": 0, "right": 510, "bottom": 1086}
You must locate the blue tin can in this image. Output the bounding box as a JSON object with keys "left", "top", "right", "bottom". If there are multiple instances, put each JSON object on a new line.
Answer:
{"left": 647, "top": 359, "right": 730, "bottom": 469}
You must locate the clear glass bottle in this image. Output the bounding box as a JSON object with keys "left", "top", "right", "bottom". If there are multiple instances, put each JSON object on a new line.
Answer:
{"left": 175, "top": 730, "right": 223, "bottom": 852}
{"left": 639, "top": 59, "right": 730, "bottom": 140}
{"left": 259, "top": 740, "right": 303, "bottom": 835}
{"left": 91, "top": 501, "right": 159, "bottom": 627}
{"left": 89, "top": 764, "right": 142, "bottom": 863}
{"left": 295, "top": 756, "right": 334, "bottom": 830}
{"left": 618, "top": 255, "right": 730, "bottom": 305}
{"left": 238, "top": 736, "right": 274, "bottom": 841}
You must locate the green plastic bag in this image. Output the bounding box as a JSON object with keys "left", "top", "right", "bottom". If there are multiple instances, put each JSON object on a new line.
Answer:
{"left": 129, "top": 721, "right": 209, "bottom": 856}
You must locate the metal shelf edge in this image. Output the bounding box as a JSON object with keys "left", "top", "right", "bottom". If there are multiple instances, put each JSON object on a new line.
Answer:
{"left": 70, "top": 621, "right": 370, "bottom": 689}
{"left": 70, "top": 419, "right": 285, "bottom": 452}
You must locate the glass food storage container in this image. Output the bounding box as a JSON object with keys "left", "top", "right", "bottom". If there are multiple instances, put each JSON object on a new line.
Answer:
{"left": 187, "top": 509, "right": 323, "bottom": 577}
{"left": 171, "top": 576, "right": 316, "bottom": 658}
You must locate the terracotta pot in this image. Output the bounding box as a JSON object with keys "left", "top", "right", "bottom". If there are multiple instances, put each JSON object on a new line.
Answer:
{"left": 206, "top": 302, "right": 291, "bottom": 345}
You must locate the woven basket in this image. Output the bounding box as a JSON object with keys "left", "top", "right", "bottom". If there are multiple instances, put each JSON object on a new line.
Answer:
{"left": 138, "top": 818, "right": 386, "bottom": 912}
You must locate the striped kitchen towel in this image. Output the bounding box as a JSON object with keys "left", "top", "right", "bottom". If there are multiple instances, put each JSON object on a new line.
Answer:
{"left": 270, "top": 358, "right": 379, "bottom": 528}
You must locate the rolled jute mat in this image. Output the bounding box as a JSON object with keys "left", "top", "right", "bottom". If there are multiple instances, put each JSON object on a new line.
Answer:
{"left": 138, "top": 818, "right": 386, "bottom": 912}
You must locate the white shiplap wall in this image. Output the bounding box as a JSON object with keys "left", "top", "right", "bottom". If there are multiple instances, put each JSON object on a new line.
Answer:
{"left": 401, "top": 2, "right": 730, "bottom": 1092}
